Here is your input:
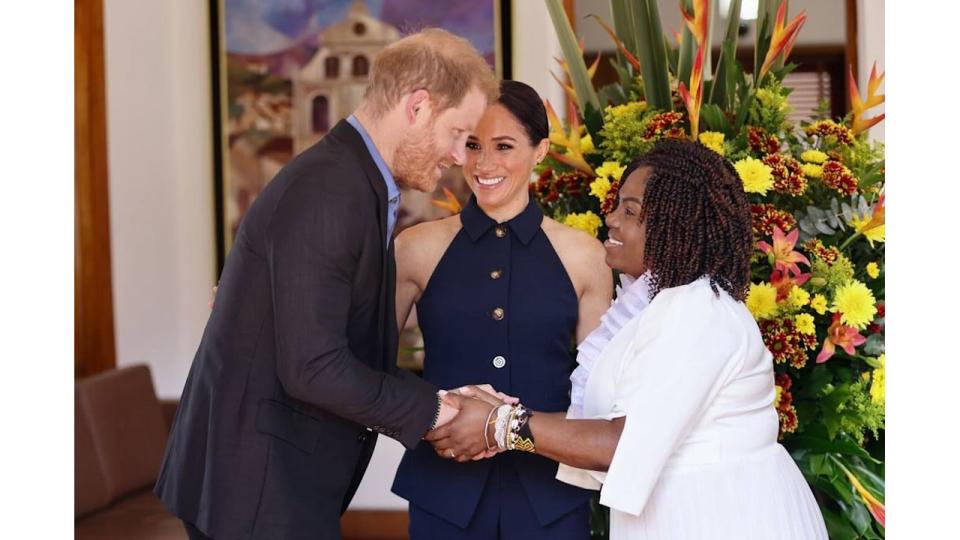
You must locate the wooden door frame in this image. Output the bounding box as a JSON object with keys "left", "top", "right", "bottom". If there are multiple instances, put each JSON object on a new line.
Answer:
{"left": 75, "top": 0, "right": 116, "bottom": 377}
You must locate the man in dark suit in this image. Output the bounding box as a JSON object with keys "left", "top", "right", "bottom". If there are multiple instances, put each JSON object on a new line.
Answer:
{"left": 155, "top": 29, "right": 500, "bottom": 540}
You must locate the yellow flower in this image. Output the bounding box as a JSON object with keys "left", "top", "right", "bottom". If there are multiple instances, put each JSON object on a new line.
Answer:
{"left": 801, "top": 149, "right": 828, "bottom": 164}
{"left": 801, "top": 163, "right": 823, "bottom": 178}
{"left": 580, "top": 133, "right": 595, "bottom": 154}
{"left": 698, "top": 131, "right": 725, "bottom": 155}
{"left": 774, "top": 384, "right": 783, "bottom": 408}
{"left": 866, "top": 262, "right": 880, "bottom": 279}
{"left": 595, "top": 160, "right": 626, "bottom": 181}
{"left": 832, "top": 280, "right": 878, "bottom": 330}
{"left": 870, "top": 354, "right": 885, "bottom": 405}
{"left": 811, "top": 294, "right": 829, "bottom": 315}
{"left": 795, "top": 313, "right": 816, "bottom": 335}
{"left": 589, "top": 176, "right": 612, "bottom": 201}
{"left": 734, "top": 157, "right": 775, "bottom": 195}
{"left": 563, "top": 211, "right": 603, "bottom": 238}
{"left": 746, "top": 282, "right": 779, "bottom": 320}
{"left": 605, "top": 101, "right": 647, "bottom": 119}
{"left": 788, "top": 286, "right": 810, "bottom": 309}
{"left": 850, "top": 213, "right": 886, "bottom": 245}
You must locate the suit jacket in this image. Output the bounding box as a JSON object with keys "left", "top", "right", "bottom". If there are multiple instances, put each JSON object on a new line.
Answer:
{"left": 155, "top": 120, "right": 439, "bottom": 540}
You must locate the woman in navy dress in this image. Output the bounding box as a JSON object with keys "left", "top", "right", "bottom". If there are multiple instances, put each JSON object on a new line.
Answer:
{"left": 391, "top": 80, "right": 613, "bottom": 539}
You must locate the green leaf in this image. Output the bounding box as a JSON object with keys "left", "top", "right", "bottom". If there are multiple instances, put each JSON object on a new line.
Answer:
{"left": 787, "top": 436, "right": 878, "bottom": 462}
{"left": 676, "top": 3, "right": 695, "bottom": 87}
{"left": 700, "top": 104, "right": 729, "bottom": 134}
{"left": 710, "top": 0, "right": 743, "bottom": 109}
{"left": 628, "top": 0, "right": 673, "bottom": 110}
{"left": 544, "top": 0, "right": 601, "bottom": 112}
{"left": 821, "top": 506, "right": 860, "bottom": 540}
{"left": 808, "top": 453, "right": 832, "bottom": 476}
{"left": 837, "top": 497, "right": 872, "bottom": 535}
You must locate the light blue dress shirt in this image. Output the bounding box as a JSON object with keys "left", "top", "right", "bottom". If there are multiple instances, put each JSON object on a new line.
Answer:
{"left": 346, "top": 115, "right": 400, "bottom": 249}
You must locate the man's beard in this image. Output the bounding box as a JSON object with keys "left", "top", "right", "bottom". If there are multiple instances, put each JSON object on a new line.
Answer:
{"left": 393, "top": 124, "right": 444, "bottom": 193}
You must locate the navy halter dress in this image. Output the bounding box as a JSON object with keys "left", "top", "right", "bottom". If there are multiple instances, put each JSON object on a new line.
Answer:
{"left": 391, "top": 196, "right": 593, "bottom": 539}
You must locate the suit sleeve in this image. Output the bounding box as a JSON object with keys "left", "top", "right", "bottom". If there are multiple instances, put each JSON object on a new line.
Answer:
{"left": 266, "top": 174, "right": 438, "bottom": 449}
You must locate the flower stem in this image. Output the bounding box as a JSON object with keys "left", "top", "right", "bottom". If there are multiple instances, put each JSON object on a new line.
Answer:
{"left": 839, "top": 231, "right": 861, "bottom": 251}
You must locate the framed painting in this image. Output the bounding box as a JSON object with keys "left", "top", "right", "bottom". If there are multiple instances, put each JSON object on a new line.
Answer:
{"left": 210, "top": 0, "right": 512, "bottom": 269}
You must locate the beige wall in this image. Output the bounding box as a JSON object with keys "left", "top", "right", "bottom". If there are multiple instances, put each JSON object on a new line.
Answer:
{"left": 104, "top": 0, "right": 215, "bottom": 400}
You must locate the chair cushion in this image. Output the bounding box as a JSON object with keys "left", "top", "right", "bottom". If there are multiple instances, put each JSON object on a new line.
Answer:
{"left": 75, "top": 365, "right": 169, "bottom": 503}
{"left": 75, "top": 391, "right": 111, "bottom": 517}
{"left": 75, "top": 490, "right": 187, "bottom": 540}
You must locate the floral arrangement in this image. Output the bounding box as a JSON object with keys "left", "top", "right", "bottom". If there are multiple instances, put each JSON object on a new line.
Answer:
{"left": 540, "top": 1, "right": 885, "bottom": 537}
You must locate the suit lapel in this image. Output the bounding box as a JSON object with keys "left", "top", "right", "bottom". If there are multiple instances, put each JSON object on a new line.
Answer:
{"left": 328, "top": 120, "right": 392, "bottom": 372}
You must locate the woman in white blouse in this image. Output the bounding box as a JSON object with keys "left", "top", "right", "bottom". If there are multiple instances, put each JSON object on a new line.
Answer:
{"left": 433, "top": 138, "right": 828, "bottom": 539}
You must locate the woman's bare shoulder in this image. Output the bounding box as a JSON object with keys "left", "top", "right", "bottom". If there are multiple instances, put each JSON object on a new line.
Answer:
{"left": 395, "top": 216, "right": 462, "bottom": 278}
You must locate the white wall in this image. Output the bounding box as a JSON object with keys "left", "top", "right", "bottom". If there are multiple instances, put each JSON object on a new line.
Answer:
{"left": 857, "top": 0, "right": 884, "bottom": 142}
{"left": 104, "top": 0, "right": 216, "bottom": 399}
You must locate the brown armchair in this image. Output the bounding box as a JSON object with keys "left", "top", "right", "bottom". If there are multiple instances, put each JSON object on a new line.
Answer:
{"left": 75, "top": 365, "right": 184, "bottom": 539}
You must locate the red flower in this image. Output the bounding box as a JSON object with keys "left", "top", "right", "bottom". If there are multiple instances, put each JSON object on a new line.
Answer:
{"left": 816, "top": 313, "right": 867, "bottom": 363}
{"left": 758, "top": 226, "right": 811, "bottom": 276}
{"left": 748, "top": 126, "right": 781, "bottom": 155}
{"left": 763, "top": 153, "right": 807, "bottom": 196}
{"left": 751, "top": 204, "right": 797, "bottom": 238}
{"left": 760, "top": 317, "right": 816, "bottom": 369}
{"left": 821, "top": 160, "right": 858, "bottom": 196}
{"left": 644, "top": 112, "right": 685, "bottom": 139}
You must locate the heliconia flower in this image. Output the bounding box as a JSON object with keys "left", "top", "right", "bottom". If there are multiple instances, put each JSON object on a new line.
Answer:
{"left": 431, "top": 187, "right": 462, "bottom": 214}
{"left": 759, "top": 1, "right": 807, "bottom": 80}
{"left": 817, "top": 313, "right": 867, "bottom": 363}
{"left": 757, "top": 226, "right": 811, "bottom": 276}
{"left": 551, "top": 39, "right": 602, "bottom": 106}
{"left": 836, "top": 460, "right": 886, "bottom": 527}
{"left": 678, "top": 44, "right": 705, "bottom": 139}
{"left": 680, "top": 0, "right": 710, "bottom": 48}
{"left": 544, "top": 99, "right": 594, "bottom": 174}
{"left": 588, "top": 15, "right": 642, "bottom": 71}
{"left": 848, "top": 62, "right": 885, "bottom": 135}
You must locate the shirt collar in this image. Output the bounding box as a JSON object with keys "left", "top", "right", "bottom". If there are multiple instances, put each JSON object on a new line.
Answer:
{"left": 346, "top": 115, "right": 399, "bottom": 202}
{"left": 460, "top": 195, "right": 544, "bottom": 245}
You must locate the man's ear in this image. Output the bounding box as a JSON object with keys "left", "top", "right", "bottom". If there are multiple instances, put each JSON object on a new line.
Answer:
{"left": 405, "top": 89, "right": 432, "bottom": 124}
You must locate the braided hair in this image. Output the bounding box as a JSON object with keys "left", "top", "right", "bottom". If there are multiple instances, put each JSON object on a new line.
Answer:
{"left": 621, "top": 138, "right": 753, "bottom": 301}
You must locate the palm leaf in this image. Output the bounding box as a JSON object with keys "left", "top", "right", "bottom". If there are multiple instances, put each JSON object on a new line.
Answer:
{"left": 544, "top": 0, "right": 600, "bottom": 112}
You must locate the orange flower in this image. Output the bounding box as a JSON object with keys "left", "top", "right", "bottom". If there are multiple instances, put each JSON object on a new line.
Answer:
{"left": 849, "top": 62, "right": 885, "bottom": 135}
{"left": 770, "top": 270, "right": 810, "bottom": 302}
{"left": 680, "top": 0, "right": 710, "bottom": 48}
{"left": 759, "top": 1, "right": 807, "bottom": 80}
{"left": 836, "top": 460, "right": 886, "bottom": 527}
{"left": 757, "top": 226, "right": 810, "bottom": 276}
{"left": 678, "top": 44, "right": 705, "bottom": 139}
{"left": 545, "top": 99, "right": 594, "bottom": 174}
{"left": 431, "top": 187, "right": 462, "bottom": 214}
{"left": 816, "top": 313, "right": 866, "bottom": 363}
{"left": 550, "top": 38, "right": 601, "bottom": 107}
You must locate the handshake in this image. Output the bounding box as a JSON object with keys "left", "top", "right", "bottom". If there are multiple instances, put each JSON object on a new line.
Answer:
{"left": 426, "top": 385, "right": 532, "bottom": 463}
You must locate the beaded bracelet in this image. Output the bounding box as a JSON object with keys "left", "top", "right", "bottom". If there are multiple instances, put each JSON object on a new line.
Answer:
{"left": 506, "top": 404, "right": 536, "bottom": 453}
{"left": 493, "top": 404, "right": 512, "bottom": 450}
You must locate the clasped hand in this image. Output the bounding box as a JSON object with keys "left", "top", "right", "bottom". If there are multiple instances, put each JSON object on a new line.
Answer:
{"left": 425, "top": 385, "right": 518, "bottom": 462}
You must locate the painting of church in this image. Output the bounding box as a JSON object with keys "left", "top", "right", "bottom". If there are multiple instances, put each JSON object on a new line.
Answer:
{"left": 217, "top": 0, "right": 501, "bottom": 255}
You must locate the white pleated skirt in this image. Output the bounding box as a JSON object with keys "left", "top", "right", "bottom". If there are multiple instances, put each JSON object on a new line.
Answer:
{"left": 610, "top": 444, "right": 828, "bottom": 540}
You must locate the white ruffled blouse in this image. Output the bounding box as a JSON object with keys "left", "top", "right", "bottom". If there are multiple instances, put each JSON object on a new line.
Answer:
{"left": 558, "top": 277, "right": 827, "bottom": 539}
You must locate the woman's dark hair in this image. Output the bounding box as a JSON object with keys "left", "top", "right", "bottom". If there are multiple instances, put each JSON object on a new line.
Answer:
{"left": 621, "top": 138, "right": 753, "bottom": 301}
{"left": 497, "top": 80, "right": 548, "bottom": 145}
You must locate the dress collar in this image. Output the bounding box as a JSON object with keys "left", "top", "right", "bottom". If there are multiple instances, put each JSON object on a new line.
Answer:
{"left": 459, "top": 195, "right": 543, "bottom": 245}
